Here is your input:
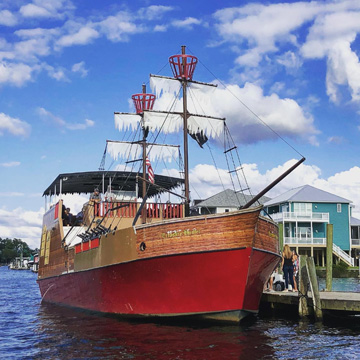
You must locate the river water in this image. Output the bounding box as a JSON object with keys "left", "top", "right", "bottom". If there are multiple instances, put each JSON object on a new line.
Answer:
{"left": 1, "top": 266, "right": 360, "bottom": 360}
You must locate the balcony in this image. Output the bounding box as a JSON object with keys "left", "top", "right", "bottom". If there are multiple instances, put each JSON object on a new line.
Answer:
{"left": 270, "top": 211, "right": 329, "bottom": 222}
{"left": 351, "top": 238, "right": 360, "bottom": 246}
{"left": 284, "top": 237, "right": 326, "bottom": 245}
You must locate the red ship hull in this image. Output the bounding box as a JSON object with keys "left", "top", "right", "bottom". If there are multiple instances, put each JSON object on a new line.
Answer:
{"left": 38, "top": 247, "right": 278, "bottom": 321}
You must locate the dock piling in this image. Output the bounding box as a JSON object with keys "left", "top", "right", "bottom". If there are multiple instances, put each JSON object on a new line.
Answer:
{"left": 306, "top": 257, "right": 323, "bottom": 321}
{"left": 298, "top": 255, "right": 310, "bottom": 317}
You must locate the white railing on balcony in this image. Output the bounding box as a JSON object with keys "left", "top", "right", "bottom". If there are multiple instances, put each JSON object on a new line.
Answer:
{"left": 352, "top": 238, "right": 360, "bottom": 246}
{"left": 270, "top": 211, "right": 329, "bottom": 222}
{"left": 333, "top": 243, "right": 354, "bottom": 266}
{"left": 284, "top": 237, "right": 326, "bottom": 245}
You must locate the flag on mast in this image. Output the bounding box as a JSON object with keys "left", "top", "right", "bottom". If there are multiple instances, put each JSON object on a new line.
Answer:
{"left": 146, "top": 157, "right": 155, "bottom": 184}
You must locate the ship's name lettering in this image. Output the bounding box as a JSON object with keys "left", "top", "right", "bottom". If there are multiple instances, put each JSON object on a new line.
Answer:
{"left": 162, "top": 228, "right": 200, "bottom": 238}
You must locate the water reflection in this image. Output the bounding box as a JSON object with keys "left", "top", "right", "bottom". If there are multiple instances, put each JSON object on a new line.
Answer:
{"left": 32, "top": 304, "right": 276, "bottom": 359}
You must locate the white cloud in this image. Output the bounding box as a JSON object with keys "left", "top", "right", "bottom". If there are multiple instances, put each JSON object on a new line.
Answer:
{"left": 98, "top": 12, "right": 145, "bottom": 42}
{"left": 71, "top": 61, "right": 88, "bottom": 77}
{"left": 0, "top": 162, "right": 20, "bottom": 168}
{"left": 19, "top": 0, "right": 75, "bottom": 19}
{"left": 42, "top": 63, "right": 69, "bottom": 81}
{"left": 213, "top": 2, "right": 360, "bottom": 105}
{"left": 0, "top": 9, "right": 17, "bottom": 26}
{"left": 56, "top": 25, "right": 99, "bottom": 48}
{"left": 137, "top": 5, "right": 174, "bottom": 20}
{"left": 37, "top": 107, "right": 94, "bottom": 130}
{"left": 0, "top": 61, "right": 34, "bottom": 86}
{"left": 172, "top": 17, "right": 202, "bottom": 29}
{"left": 0, "top": 113, "right": 31, "bottom": 137}
{"left": 213, "top": 2, "right": 320, "bottom": 66}
{"left": 205, "top": 82, "right": 318, "bottom": 145}
{"left": 154, "top": 25, "right": 167, "bottom": 32}
{"left": 20, "top": 4, "right": 53, "bottom": 18}
{"left": 327, "top": 136, "right": 345, "bottom": 144}
{"left": 66, "top": 118, "right": 94, "bottom": 130}
{"left": 0, "top": 207, "right": 44, "bottom": 249}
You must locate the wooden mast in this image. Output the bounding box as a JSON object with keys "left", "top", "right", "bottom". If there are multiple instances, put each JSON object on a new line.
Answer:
{"left": 181, "top": 45, "right": 190, "bottom": 217}
{"left": 141, "top": 84, "right": 147, "bottom": 224}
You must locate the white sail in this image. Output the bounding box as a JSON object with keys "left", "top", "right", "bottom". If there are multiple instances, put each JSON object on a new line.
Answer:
{"left": 188, "top": 115, "right": 224, "bottom": 138}
{"left": 114, "top": 76, "right": 224, "bottom": 139}
{"left": 143, "top": 111, "right": 183, "bottom": 134}
{"left": 114, "top": 113, "right": 141, "bottom": 132}
{"left": 107, "top": 141, "right": 179, "bottom": 163}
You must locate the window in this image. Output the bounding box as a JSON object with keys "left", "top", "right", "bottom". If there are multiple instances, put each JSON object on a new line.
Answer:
{"left": 337, "top": 204, "right": 341, "bottom": 213}
{"left": 294, "top": 202, "right": 311, "bottom": 215}
{"left": 351, "top": 226, "right": 359, "bottom": 240}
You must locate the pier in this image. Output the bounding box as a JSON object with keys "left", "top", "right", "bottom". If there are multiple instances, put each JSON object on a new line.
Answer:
{"left": 261, "top": 254, "right": 360, "bottom": 320}
{"left": 261, "top": 290, "right": 360, "bottom": 316}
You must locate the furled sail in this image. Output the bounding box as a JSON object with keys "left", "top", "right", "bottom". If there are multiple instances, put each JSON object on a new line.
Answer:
{"left": 107, "top": 140, "right": 179, "bottom": 163}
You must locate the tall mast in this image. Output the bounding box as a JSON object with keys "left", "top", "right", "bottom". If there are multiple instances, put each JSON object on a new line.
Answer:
{"left": 169, "top": 45, "right": 198, "bottom": 216}
{"left": 131, "top": 85, "right": 156, "bottom": 224}
{"left": 181, "top": 46, "right": 190, "bottom": 216}
{"left": 141, "top": 84, "right": 147, "bottom": 224}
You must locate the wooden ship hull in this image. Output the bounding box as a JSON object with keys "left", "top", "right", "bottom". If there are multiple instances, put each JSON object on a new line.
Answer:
{"left": 37, "top": 200, "right": 280, "bottom": 322}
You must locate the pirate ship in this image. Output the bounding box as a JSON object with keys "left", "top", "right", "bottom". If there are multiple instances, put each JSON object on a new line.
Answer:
{"left": 37, "top": 46, "right": 303, "bottom": 322}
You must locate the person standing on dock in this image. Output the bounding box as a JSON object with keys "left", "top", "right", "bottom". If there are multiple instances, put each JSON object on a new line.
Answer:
{"left": 281, "top": 244, "right": 295, "bottom": 292}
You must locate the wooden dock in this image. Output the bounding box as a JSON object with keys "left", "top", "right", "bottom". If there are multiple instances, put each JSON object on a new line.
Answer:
{"left": 261, "top": 290, "right": 360, "bottom": 315}
{"left": 260, "top": 255, "right": 360, "bottom": 320}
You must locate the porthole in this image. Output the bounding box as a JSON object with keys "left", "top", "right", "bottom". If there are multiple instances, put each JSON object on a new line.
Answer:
{"left": 140, "top": 242, "right": 146, "bottom": 251}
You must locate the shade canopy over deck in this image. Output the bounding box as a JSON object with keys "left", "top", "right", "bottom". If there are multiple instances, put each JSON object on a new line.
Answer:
{"left": 43, "top": 171, "right": 184, "bottom": 198}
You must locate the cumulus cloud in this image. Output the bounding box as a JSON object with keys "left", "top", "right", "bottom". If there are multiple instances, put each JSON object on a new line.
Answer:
{"left": 98, "top": 12, "right": 145, "bottom": 42}
{"left": 0, "top": 61, "right": 35, "bottom": 86}
{"left": 56, "top": 25, "right": 99, "bottom": 48}
{"left": 37, "top": 107, "right": 94, "bottom": 130}
{"left": 71, "top": 61, "right": 88, "bottom": 77}
{"left": 19, "top": 0, "right": 75, "bottom": 19}
{"left": 137, "top": 5, "right": 174, "bottom": 20}
{"left": 0, "top": 113, "right": 31, "bottom": 137}
{"left": 213, "top": 1, "right": 360, "bottom": 104}
{"left": 0, "top": 207, "right": 44, "bottom": 249}
{"left": 172, "top": 17, "right": 202, "bottom": 29}
{"left": 0, "top": 9, "right": 18, "bottom": 26}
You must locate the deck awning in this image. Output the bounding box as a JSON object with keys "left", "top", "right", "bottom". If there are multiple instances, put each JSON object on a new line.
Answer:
{"left": 43, "top": 171, "right": 184, "bottom": 198}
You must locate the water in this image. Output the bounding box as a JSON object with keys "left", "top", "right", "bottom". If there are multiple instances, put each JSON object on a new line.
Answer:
{"left": 1, "top": 266, "right": 360, "bottom": 360}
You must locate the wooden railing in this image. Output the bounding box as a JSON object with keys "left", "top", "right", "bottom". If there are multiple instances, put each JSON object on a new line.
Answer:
{"left": 93, "top": 201, "right": 184, "bottom": 220}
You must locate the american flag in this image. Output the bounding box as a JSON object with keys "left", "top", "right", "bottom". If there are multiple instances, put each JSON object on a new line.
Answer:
{"left": 146, "top": 157, "right": 155, "bottom": 184}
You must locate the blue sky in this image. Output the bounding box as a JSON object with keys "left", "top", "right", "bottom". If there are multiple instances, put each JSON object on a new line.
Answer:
{"left": 1, "top": 0, "right": 360, "bottom": 248}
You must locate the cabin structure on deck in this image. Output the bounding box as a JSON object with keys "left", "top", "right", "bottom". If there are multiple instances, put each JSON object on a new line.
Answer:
{"left": 39, "top": 170, "right": 185, "bottom": 278}
{"left": 262, "top": 185, "right": 358, "bottom": 267}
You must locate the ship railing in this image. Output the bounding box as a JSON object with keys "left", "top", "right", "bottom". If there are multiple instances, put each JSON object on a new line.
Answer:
{"left": 93, "top": 201, "right": 184, "bottom": 220}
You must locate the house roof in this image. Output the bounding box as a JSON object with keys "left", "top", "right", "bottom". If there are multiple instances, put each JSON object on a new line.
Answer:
{"left": 194, "top": 189, "right": 270, "bottom": 209}
{"left": 351, "top": 217, "right": 360, "bottom": 226}
{"left": 264, "top": 184, "right": 351, "bottom": 207}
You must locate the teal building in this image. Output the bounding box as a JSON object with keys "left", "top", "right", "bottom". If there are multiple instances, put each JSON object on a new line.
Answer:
{"left": 263, "top": 185, "right": 356, "bottom": 266}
